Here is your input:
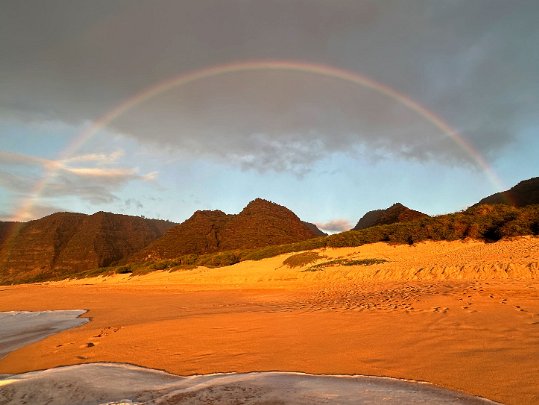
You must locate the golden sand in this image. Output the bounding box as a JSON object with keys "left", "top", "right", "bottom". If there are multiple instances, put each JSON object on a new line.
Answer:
{"left": 0, "top": 238, "right": 538, "bottom": 404}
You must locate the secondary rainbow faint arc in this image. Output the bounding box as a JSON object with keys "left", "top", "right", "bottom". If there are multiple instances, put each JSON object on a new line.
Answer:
{"left": 19, "top": 59, "right": 505, "bottom": 220}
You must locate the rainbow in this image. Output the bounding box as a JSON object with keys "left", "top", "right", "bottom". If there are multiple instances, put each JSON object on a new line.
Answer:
{"left": 15, "top": 59, "right": 506, "bottom": 221}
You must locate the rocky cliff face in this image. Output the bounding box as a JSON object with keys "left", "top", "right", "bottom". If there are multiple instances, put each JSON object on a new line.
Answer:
{"left": 0, "top": 212, "right": 174, "bottom": 282}
{"left": 0, "top": 221, "right": 20, "bottom": 248}
{"left": 353, "top": 203, "right": 428, "bottom": 231}
{"left": 476, "top": 177, "right": 539, "bottom": 207}
{"left": 138, "top": 198, "right": 323, "bottom": 260}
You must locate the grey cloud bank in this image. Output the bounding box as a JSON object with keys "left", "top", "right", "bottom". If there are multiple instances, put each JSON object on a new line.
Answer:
{"left": 2, "top": 1, "right": 538, "bottom": 173}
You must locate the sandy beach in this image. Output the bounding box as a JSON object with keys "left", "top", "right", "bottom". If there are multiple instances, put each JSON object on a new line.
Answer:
{"left": 0, "top": 238, "right": 538, "bottom": 404}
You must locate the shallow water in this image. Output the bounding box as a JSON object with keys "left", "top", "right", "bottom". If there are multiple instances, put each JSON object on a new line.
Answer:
{"left": 0, "top": 310, "right": 88, "bottom": 359}
{"left": 0, "top": 312, "right": 499, "bottom": 404}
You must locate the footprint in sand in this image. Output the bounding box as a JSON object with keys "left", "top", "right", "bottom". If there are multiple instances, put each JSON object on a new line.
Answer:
{"left": 53, "top": 341, "right": 75, "bottom": 352}
{"left": 79, "top": 341, "right": 97, "bottom": 349}
{"left": 93, "top": 326, "right": 121, "bottom": 338}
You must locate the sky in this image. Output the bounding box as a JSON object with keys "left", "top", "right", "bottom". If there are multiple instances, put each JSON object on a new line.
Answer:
{"left": 1, "top": 1, "right": 538, "bottom": 233}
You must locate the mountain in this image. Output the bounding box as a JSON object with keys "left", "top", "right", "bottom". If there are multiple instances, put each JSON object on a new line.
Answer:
{"left": 136, "top": 209, "right": 232, "bottom": 260}
{"left": 219, "top": 199, "right": 323, "bottom": 250}
{"left": 302, "top": 221, "right": 327, "bottom": 237}
{"left": 476, "top": 177, "right": 539, "bottom": 207}
{"left": 138, "top": 198, "right": 324, "bottom": 260}
{"left": 0, "top": 212, "right": 175, "bottom": 282}
{"left": 353, "top": 203, "right": 429, "bottom": 231}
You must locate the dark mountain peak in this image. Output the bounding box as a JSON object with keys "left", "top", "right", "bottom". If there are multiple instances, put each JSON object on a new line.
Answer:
{"left": 241, "top": 198, "right": 286, "bottom": 213}
{"left": 246, "top": 197, "right": 271, "bottom": 206}
{"left": 388, "top": 202, "right": 406, "bottom": 210}
{"left": 353, "top": 203, "right": 428, "bottom": 231}
{"left": 189, "top": 209, "right": 228, "bottom": 220}
{"left": 476, "top": 177, "right": 539, "bottom": 207}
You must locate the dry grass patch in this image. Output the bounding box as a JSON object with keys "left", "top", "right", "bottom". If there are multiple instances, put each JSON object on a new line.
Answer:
{"left": 283, "top": 251, "right": 323, "bottom": 268}
{"left": 305, "top": 258, "right": 388, "bottom": 272}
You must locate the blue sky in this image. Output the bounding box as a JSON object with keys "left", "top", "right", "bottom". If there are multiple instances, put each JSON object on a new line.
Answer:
{"left": 1, "top": 1, "right": 538, "bottom": 232}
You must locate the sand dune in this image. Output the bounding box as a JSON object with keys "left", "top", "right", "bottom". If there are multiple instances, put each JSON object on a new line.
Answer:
{"left": 57, "top": 237, "right": 539, "bottom": 287}
{"left": 0, "top": 238, "right": 538, "bottom": 404}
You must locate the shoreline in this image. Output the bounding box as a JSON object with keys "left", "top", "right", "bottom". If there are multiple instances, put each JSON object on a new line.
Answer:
{"left": 0, "top": 310, "right": 88, "bottom": 360}
{"left": 1, "top": 363, "right": 499, "bottom": 404}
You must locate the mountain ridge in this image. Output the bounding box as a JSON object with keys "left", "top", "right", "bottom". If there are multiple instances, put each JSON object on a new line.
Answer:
{"left": 0, "top": 176, "right": 537, "bottom": 284}
{"left": 353, "top": 203, "right": 429, "bottom": 231}
{"left": 0, "top": 211, "right": 175, "bottom": 282}
{"left": 476, "top": 177, "right": 539, "bottom": 207}
{"left": 137, "top": 198, "right": 324, "bottom": 260}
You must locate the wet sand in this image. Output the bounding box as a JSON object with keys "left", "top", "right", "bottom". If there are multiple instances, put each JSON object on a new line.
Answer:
{"left": 0, "top": 238, "right": 538, "bottom": 404}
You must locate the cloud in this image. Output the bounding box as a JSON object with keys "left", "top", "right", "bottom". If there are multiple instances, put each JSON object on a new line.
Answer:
{"left": 124, "top": 198, "right": 143, "bottom": 210}
{"left": 315, "top": 219, "right": 353, "bottom": 233}
{"left": 1, "top": 1, "right": 537, "bottom": 173}
{"left": 0, "top": 202, "right": 68, "bottom": 222}
{"left": 0, "top": 150, "right": 157, "bottom": 206}
{"left": 62, "top": 150, "right": 125, "bottom": 164}
{"left": 0, "top": 169, "right": 36, "bottom": 193}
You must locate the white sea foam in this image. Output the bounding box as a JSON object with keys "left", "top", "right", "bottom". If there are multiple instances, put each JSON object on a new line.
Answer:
{"left": 0, "top": 310, "right": 88, "bottom": 359}
{"left": 0, "top": 363, "right": 499, "bottom": 404}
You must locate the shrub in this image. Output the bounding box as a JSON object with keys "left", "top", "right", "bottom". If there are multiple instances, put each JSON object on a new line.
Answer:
{"left": 152, "top": 261, "right": 169, "bottom": 270}
{"left": 304, "top": 258, "right": 387, "bottom": 272}
{"left": 283, "top": 251, "right": 322, "bottom": 268}
{"left": 116, "top": 266, "right": 133, "bottom": 274}
{"left": 346, "top": 258, "right": 387, "bottom": 266}
{"left": 197, "top": 251, "right": 241, "bottom": 267}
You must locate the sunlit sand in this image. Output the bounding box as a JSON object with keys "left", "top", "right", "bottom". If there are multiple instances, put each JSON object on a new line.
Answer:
{"left": 0, "top": 238, "right": 538, "bottom": 404}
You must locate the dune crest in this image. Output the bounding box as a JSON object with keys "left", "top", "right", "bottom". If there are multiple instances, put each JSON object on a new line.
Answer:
{"left": 57, "top": 238, "right": 539, "bottom": 288}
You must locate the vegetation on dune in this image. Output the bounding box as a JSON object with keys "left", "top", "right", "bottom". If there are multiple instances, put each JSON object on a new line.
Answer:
{"left": 304, "top": 258, "right": 388, "bottom": 272}
{"left": 283, "top": 251, "right": 323, "bottom": 268}
{"left": 328, "top": 204, "right": 539, "bottom": 247}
